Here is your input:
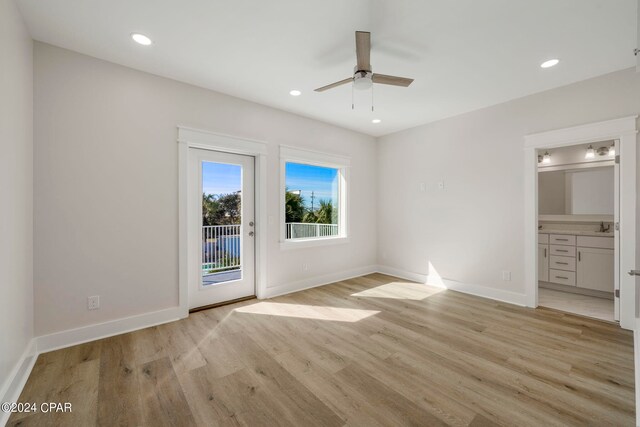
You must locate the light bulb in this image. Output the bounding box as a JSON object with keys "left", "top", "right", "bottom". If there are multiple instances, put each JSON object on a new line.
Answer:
{"left": 609, "top": 145, "right": 615, "bottom": 157}
{"left": 585, "top": 145, "right": 595, "bottom": 159}
{"left": 542, "top": 151, "right": 551, "bottom": 164}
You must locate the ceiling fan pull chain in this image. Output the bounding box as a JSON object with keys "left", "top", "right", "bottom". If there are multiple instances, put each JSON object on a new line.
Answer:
{"left": 371, "top": 84, "right": 374, "bottom": 112}
{"left": 351, "top": 84, "right": 354, "bottom": 110}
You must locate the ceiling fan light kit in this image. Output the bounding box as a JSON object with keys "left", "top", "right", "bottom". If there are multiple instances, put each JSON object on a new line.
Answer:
{"left": 353, "top": 69, "right": 373, "bottom": 90}
{"left": 314, "top": 31, "right": 414, "bottom": 100}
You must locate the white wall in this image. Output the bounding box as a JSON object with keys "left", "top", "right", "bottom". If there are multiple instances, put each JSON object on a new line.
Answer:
{"left": 33, "top": 43, "right": 377, "bottom": 336}
{"left": 378, "top": 68, "right": 640, "bottom": 296}
{"left": 0, "top": 0, "right": 33, "bottom": 398}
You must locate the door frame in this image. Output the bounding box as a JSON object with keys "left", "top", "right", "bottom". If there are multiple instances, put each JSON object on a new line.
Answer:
{"left": 523, "top": 116, "right": 637, "bottom": 330}
{"left": 177, "top": 126, "right": 268, "bottom": 318}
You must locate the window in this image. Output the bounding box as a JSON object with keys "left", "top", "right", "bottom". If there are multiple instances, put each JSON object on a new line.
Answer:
{"left": 280, "top": 146, "right": 349, "bottom": 246}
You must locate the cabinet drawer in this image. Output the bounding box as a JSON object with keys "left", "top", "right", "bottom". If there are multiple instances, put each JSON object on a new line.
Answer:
{"left": 550, "top": 255, "right": 576, "bottom": 272}
{"left": 538, "top": 234, "right": 549, "bottom": 244}
{"left": 550, "top": 245, "right": 576, "bottom": 257}
{"left": 550, "top": 234, "right": 576, "bottom": 246}
{"left": 549, "top": 269, "right": 576, "bottom": 286}
{"left": 576, "top": 236, "right": 614, "bottom": 249}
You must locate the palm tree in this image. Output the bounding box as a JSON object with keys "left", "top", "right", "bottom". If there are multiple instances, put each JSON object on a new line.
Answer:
{"left": 316, "top": 200, "right": 336, "bottom": 224}
{"left": 285, "top": 188, "right": 305, "bottom": 223}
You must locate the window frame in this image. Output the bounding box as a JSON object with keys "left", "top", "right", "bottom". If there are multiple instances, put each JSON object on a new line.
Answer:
{"left": 279, "top": 145, "right": 350, "bottom": 249}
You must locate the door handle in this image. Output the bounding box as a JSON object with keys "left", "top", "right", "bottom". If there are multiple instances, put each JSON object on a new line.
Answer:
{"left": 629, "top": 270, "right": 640, "bottom": 276}
{"left": 248, "top": 231, "right": 255, "bottom": 237}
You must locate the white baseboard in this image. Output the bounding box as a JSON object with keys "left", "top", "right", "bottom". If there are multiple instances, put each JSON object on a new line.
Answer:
{"left": 376, "top": 265, "right": 527, "bottom": 306}
{"left": 33, "top": 265, "right": 379, "bottom": 354}
{"left": 263, "top": 265, "right": 379, "bottom": 299}
{"left": 1, "top": 338, "right": 37, "bottom": 427}
{"left": 376, "top": 265, "right": 428, "bottom": 283}
{"left": 36, "top": 306, "right": 185, "bottom": 354}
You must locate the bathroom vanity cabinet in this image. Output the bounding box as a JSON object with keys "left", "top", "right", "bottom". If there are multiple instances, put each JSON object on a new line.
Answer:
{"left": 538, "top": 233, "right": 613, "bottom": 292}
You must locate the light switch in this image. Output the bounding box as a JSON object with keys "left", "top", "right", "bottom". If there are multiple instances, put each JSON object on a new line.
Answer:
{"left": 438, "top": 181, "right": 445, "bottom": 190}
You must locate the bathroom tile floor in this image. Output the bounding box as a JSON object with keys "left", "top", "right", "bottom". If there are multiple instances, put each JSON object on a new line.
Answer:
{"left": 538, "top": 288, "right": 614, "bottom": 322}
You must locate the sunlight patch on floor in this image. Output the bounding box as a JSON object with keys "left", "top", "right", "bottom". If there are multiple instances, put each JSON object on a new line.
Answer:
{"left": 351, "top": 281, "right": 444, "bottom": 300}
{"left": 234, "top": 302, "right": 379, "bottom": 322}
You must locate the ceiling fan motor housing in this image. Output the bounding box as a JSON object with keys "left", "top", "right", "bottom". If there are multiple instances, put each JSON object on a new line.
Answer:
{"left": 353, "top": 68, "right": 373, "bottom": 90}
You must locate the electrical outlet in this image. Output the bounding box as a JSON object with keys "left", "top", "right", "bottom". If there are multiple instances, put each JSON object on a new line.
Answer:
{"left": 419, "top": 182, "right": 426, "bottom": 192}
{"left": 438, "top": 181, "right": 445, "bottom": 190}
{"left": 87, "top": 295, "right": 100, "bottom": 310}
{"left": 501, "top": 271, "right": 511, "bottom": 281}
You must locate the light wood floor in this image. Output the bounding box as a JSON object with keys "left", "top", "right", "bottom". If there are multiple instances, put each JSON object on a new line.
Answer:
{"left": 539, "top": 287, "right": 615, "bottom": 322}
{"left": 9, "top": 274, "right": 635, "bottom": 426}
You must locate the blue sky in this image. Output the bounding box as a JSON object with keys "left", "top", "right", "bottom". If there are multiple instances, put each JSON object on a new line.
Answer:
{"left": 202, "top": 162, "right": 241, "bottom": 195}
{"left": 286, "top": 162, "right": 338, "bottom": 209}
{"left": 202, "top": 161, "right": 338, "bottom": 209}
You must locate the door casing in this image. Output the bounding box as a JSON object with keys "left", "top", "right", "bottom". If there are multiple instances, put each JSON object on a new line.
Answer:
{"left": 523, "top": 116, "right": 637, "bottom": 330}
{"left": 178, "top": 127, "right": 268, "bottom": 318}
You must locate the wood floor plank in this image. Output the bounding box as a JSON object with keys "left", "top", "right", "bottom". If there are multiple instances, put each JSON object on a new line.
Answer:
{"left": 9, "top": 273, "right": 635, "bottom": 426}
{"left": 96, "top": 334, "right": 143, "bottom": 427}
{"left": 138, "top": 357, "right": 197, "bottom": 427}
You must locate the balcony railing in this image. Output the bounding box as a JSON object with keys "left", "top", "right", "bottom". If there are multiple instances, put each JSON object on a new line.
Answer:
{"left": 202, "top": 225, "right": 241, "bottom": 272}
{"left": 202, "top": 222, "right": 340, "bottom": 273}
{"left": 286, "top": 222, "right": 339, "bottom": 240}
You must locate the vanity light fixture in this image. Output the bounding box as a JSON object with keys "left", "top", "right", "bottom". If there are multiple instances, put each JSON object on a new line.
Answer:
{"left": 542, "top": 151, "right": 551, "bottom": 164}
{"left": 585, "top": 145, "right": 595, "bottom": 159}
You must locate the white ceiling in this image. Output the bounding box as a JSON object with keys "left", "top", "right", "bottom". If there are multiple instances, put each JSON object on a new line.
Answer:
{"left": 17, "top": 0, "right": 638, "bottom": 136}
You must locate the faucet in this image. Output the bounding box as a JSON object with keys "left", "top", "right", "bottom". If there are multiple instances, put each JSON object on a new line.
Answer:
{"left": 599, "top": 222, "right": 610, "bottom": 233}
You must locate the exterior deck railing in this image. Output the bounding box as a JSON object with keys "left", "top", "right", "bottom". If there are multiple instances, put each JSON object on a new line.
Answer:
{"left": 202, "top": 222, "right": 339, "bottom": 273}
{"left": 285, "top": 222, "right": 339, "bottom": 240}
{"left": 202, "top": 225, "right": 241, "bottom": 272}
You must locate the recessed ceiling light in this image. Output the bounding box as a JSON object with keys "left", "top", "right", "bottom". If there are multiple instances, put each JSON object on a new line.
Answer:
{"left": 131, "top": 33, "right": 152, "bottom": 46}
{"left": 540, "top": 59, "right": 559, "bottom": 69}
{"left": 372, "top": 119, "right": 381, "bottom": 124}
{"left": 289, "top": 90, "right": 301, "bottom": 96}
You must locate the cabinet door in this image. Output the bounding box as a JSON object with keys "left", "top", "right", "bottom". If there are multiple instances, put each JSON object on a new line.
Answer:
{"left": 538, "top": 244, "right": 549, "bottom": 282}
{"left": 576, "top": 247, "right": 614, "bottom": 292}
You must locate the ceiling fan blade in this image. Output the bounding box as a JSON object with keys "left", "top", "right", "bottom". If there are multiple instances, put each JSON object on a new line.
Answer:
{"left": 355, "top": 31, "right": 371, "bottom": 71}
{"left": 372, "top": 73, "right": 414, "bottom": 87}
{"left": 314, "top": 78, "right": 353, "bottom": 92}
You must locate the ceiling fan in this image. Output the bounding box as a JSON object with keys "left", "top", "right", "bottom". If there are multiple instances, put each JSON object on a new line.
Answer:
{"left": 314, "top": 31, "right": 414, "bottom": 92}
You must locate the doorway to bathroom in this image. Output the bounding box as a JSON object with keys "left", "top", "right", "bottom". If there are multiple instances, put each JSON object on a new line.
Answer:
{"left": 536, "top": 142, "right": 618, "bottom": 322}
{"left": 523, "top": 116, "right": 637, "bottom": 330}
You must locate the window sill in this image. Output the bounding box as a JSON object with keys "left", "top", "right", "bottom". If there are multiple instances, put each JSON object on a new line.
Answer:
{"left": 279, "top": 236, "right": 350, "bottom": 250}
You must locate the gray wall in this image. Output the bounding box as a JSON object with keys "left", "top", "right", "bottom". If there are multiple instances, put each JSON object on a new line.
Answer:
{"left": 0, "top": 0, "right": 33, "bottom": 395}
{"left": 377, "top": 68, "right": 640, "bottom": 295}
{"left": 33, "top": 43, "right": 377, "bottom": 335}
{"left": 538, "top": 171, "right": 566, "bottom": 215}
